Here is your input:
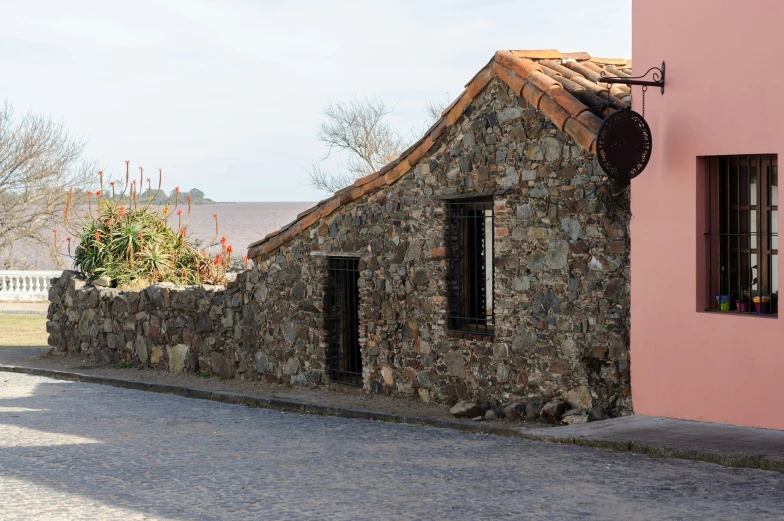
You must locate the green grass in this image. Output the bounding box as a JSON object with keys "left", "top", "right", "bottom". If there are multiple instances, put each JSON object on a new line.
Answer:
{"left": 0, "top": 315, "right": 49, "bottom": 347}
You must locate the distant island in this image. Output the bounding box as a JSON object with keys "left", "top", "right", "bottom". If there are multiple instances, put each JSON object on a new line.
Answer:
{"left": 89, "top": 187, "right": 216, "bottom": 206}
{"left": 141, "top": 188, "right": 215, "bottom": 206}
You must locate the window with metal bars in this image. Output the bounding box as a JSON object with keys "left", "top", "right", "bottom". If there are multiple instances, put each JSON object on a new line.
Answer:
{"left": 326, "top": 257, "right": 362, "bottom": 385}
{"left": 445, "top": 199, "right": 495, "bottom": 334}
{"left": 705, "top": 155, "right": 778, "bottom": 315}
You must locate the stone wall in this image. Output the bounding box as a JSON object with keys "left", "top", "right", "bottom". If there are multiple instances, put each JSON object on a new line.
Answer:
{"left": 47, "top": 76, "right": 632, "bottom": 416}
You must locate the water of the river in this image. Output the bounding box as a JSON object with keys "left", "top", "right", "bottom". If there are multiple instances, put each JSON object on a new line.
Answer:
{"left": 11, "top": 201, "right": 315, "bottom": 270}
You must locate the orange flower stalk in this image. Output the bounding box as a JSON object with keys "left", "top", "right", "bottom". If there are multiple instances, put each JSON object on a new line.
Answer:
{"left": 110, "top": 181, "right": 116, "bottom": 200}
{"left": 243, "top": 255, "right": 249, "bottom": 269}
{"left": 125, "top": 161, "right": 130, "bottom": 190}
{"left": 118, "top": 206, "right": 126, "bottom": 217}
{"left": 214, "top": 254, "right": 222, "bottom": 266}
{"left": 87, "top": 191, "right": 93, "bottom": 214}
{"left": 213, "top": 213, "right": 219, "bottom": 235}
{"left": 99, "top": 170, "right": 104, "bottom": 193}
{"left": 187, "top": 196, "right": 192, "bottom": 217}
{"left": 66, "top": 237, "right": 71, "bottom": 256}
{"left": 138, "top": 167, "right": 143, "bottom": 192}
{"left": 147, "top": 178, "right": 152, "bottom": 204}
{"left": 174, "top": 186, "right": 180, "bottom": 208}
{"left": 177, "top": 209, "right": 183, "bottom": 229}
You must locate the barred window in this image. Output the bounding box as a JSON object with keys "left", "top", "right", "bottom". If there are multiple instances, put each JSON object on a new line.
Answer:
{"left": 445, "top": 199, "right": 495, "bottom": 334}
{"left": 706, "top": 155, "right": 778, "bottom": 315}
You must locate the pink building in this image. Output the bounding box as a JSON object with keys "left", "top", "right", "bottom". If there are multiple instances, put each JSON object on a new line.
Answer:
{"left": 631, "top": 0, "right": 784, "bottom": 430}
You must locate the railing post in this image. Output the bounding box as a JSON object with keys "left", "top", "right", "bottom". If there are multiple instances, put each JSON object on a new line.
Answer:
{"left": 0, "top": 270, "right": 63, "bottom": 302}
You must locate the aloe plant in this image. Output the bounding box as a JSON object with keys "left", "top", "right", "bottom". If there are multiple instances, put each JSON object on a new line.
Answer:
{"left": 66, "top": 163, "right": 231, "bottom": 287}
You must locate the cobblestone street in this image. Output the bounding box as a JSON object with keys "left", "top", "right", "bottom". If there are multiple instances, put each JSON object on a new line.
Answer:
{"left": 0, "top": 373, "right": 782, "bottom": 520}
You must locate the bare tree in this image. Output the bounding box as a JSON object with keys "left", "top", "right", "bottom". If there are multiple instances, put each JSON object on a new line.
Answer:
{"left": 307, "top": 98, "right": 407, "bottom": 193}
{"left": 0, "top": 101, "right": 94, "bottom": 269}
{"left": 307, "top": 96, "right": 451, "bottom": 194}
{"left": 424, "top": 94, "right": 450, "bottom": 126}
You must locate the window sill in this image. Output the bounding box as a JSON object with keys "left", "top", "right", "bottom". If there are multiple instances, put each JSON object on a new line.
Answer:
{"left": 703, "top": 309, "right": 778, "bottom": 319}
{"left": 446, "top": 330, "right": 495, "bottom": 342}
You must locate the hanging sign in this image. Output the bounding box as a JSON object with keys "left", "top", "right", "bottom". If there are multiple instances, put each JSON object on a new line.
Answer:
{"left": 596, "top": 109, "right": 652, "bottom": 181}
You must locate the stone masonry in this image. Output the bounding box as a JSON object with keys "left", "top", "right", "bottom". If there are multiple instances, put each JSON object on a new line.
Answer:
{"left": 48, "top": 74, "right": 632, "bottom": 416}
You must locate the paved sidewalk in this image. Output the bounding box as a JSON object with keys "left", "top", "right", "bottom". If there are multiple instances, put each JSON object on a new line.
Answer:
{"left": 528, "top": 415, "right": 784, "bottom": 472}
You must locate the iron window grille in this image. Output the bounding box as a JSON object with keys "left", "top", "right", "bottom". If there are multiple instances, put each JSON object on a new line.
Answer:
{"left": 705, "top": 155, "right": 778, "bottom": 315}
{"left": 326, "top": 257, "right": 362, "bottom": 385}
{"left": 445, "top": 199, "right": 495, "bottom": 335}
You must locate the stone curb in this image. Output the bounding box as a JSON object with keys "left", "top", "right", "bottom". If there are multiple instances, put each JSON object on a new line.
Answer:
{"left": 1, "top": 363, "right": 782, "bottom": 473}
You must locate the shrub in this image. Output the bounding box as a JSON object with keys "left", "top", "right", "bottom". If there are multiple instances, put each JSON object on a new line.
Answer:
{"left": 65, "top": 162, "right": 232, "bottom": 286}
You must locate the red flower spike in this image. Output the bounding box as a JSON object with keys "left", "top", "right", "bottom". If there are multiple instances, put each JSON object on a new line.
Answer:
{"left": 87, "top": 191, "right": 93, "bottom": 196}
{"left": 226, "top": 245, "right": 233, "bottom": 254}
{"left": 220, "top": 236, "right": 227, "bottom": 245}
{"left": 177, "top": 209, "right": 182, "bottom": 216}
{"left": 214, "top": 255, "right": 222, "bottom": 266}
{"left": 96, "top": 190, "right": 102, "bottom": 197}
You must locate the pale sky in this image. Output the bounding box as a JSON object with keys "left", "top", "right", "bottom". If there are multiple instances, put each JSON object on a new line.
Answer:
{"left": 0, "top": 0, "right": 631, "bottom": 202}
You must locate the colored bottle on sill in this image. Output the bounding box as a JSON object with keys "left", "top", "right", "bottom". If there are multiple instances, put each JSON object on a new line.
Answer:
{"left": 715, "top": 295, "right": 731, "bottom": 311}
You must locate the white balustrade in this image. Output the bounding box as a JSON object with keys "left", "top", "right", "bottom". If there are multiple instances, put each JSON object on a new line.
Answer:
{"left": 0, "top": 270, "right": 63, "bottom": 301}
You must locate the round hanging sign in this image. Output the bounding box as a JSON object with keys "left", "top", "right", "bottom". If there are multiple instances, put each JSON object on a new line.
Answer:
{"left": 596, "top": 108, "right": 652, "bottom": 181}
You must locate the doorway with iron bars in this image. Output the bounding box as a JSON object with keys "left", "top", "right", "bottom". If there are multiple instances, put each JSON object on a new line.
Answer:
{"left": 325, "top": 256, "right": 362, "bottom": 386}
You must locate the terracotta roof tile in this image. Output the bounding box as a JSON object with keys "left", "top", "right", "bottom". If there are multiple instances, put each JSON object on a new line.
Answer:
{"left": 538, "top": 95, "right": 571, "bottom": 131}
{"left": 582, "top": 61, "right": 608, "bottom": 75}
{"left": 510, "top": 49, "right": 563, "bottom": 59}
{"left": 495, "top": 51, "right": 543, "bottom": 79}
{"left": 590, "top": 57, "right": 630, "bottom": 67}
{"left": 526, "top": 70, "right": 561, "bottom": 94}
{"left": 606, "top": 65, "right": 631, "bottom": 78}
{"left": 548, "top": 87, "right": 590, "bottom": 118}
{"left": 493, "top": 64, "right": 525, "bottom": 96}
{"left": 521, "top": 81, "right": 546, "bottom": 109}
{"left": 539, "top": 60, "right": 584, "bottom": 80}
{"left": 561, "top": 52, "right": 592, "bottom": 61}
{"left": 247, "top": 48, "right": 633, "bottom": 259}
{"left": 563, "top": 60, "right": 603, "bottom": 83}
{"left": 407, "top": 135, "right": 434, "bottom": 167}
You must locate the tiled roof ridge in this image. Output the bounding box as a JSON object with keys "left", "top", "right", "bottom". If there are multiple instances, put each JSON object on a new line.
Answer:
{"left": 248, "top": 50, "right": 630, "bottom": 259}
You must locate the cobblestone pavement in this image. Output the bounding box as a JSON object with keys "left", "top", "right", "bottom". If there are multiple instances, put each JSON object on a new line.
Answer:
{"left": 0, "top": 374, "right": 782, "bottom": 521}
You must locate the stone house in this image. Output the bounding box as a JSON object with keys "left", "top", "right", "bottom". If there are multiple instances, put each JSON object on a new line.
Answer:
{"left": 47, "top": 49, "right": 633, "bottom": 415}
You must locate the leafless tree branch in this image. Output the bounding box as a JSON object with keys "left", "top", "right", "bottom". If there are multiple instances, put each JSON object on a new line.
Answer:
{"left": 0, "top": 101, "right": 95, "bottom": 269}
{"left": 307, "top": 95, "right": 453, "bottom": 194}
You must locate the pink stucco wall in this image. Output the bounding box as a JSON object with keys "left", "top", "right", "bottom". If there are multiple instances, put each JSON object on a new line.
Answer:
{"left": 632, "top": 0, "right": 784, "bottom": 430}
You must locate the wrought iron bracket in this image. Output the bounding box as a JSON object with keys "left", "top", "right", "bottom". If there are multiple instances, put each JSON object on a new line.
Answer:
{"left": 597, "top": 61, "right": 665, "bottom": 94}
